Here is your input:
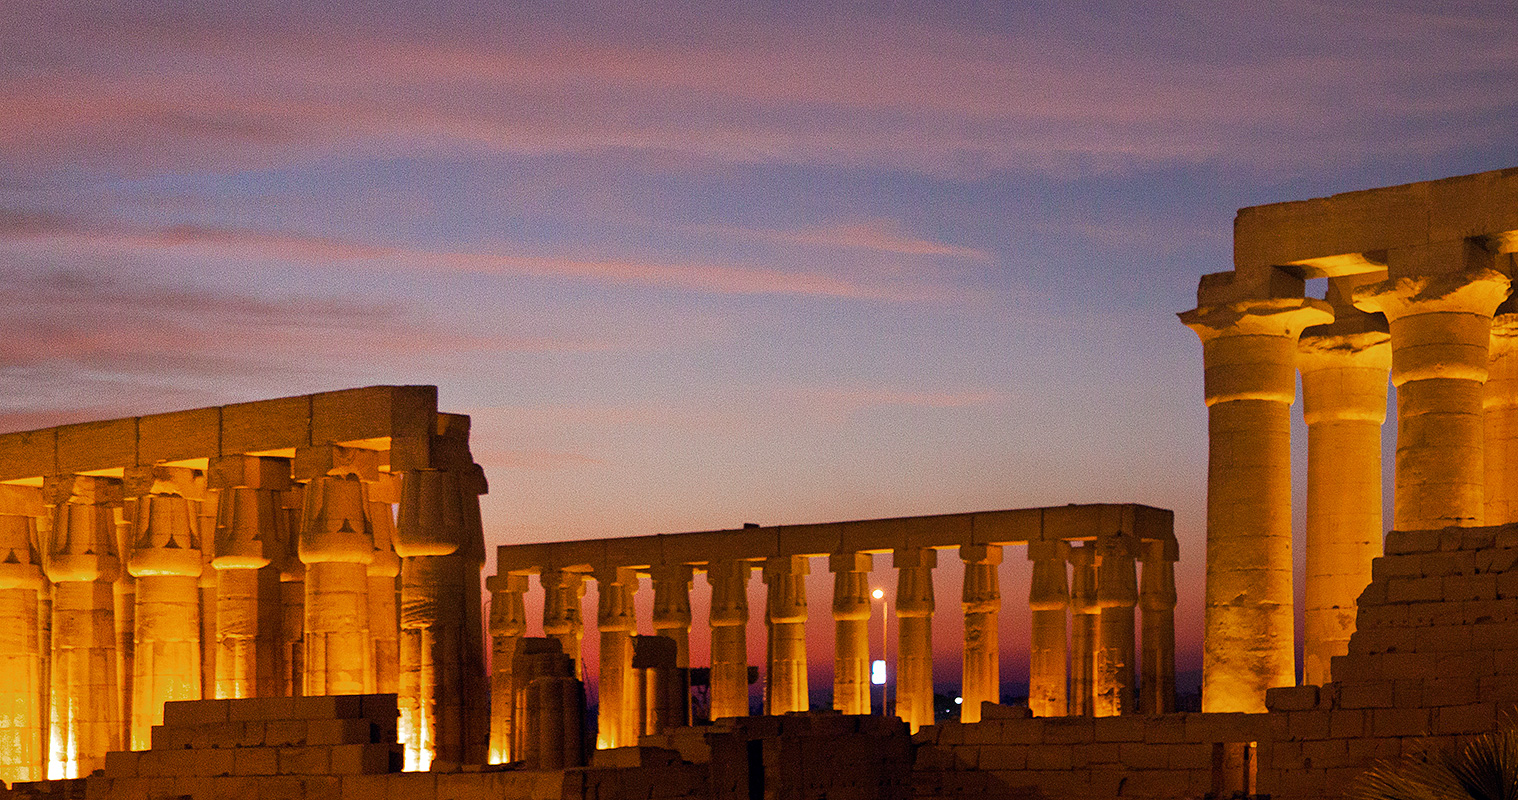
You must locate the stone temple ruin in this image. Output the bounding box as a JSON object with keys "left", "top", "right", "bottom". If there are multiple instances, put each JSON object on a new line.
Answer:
{"left": 3, "top": 166, "right": 1518, "bottom": 799}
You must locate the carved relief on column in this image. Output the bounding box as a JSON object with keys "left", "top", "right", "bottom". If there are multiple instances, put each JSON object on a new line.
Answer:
{"left": 829, "top": 552, "right": 873, "bottom": 716}
{"left": 124, "top": 466, "right": 205, "bottom": 750}
{"left": 762, "top": 555, "right": 809, "bottom": 715}
{"left": 893, "top": 547, "right": 935, "bottom": 733}
{"left": 1093, "top": 532, "right": 1137, "bottom": 717}
{"left": 1182, "top": 285, "right": 1332, "bottom": 713}
{"left": 540, "top": 567, "right": 586, "bottom": 680}
{"left": 0, "top": 485, "right": 47, "bottom": 785}
{"left": 487, "top": 573, "right": 527, "bottom": 764}
{"left": 209, "top": 455, "right": 290, "bottom": 701}
{"left": 1139, "top": 539, "right": 1178, "bottom": 714}
{"left": 959, "top": 543, "right": 1001, "bottom": 723}
{"left": 707, "top": 560, "right": 752, "bottom": 720}
{"left": 1067, "top": 545, "right": 1097, "bottom": 717}
{"left": 43, "top": 475, "right": 124, "bottom": 778}
{"left": 296, "top": 447, "right": 376, "bottom": 698}
{"left": 595, "top": 565, "right": 637, "bottom": 750}
{"left": 1026, "top": 540, "right": 1068, "bottom": 718}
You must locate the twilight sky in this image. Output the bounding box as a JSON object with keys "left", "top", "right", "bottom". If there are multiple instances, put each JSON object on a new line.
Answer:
{"left": 4, "top": 1, "right": 1518, "bottom": 700}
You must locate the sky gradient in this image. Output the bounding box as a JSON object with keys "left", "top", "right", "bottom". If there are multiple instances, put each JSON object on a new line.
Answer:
{"left": 4, "top": 0, "right": 1518, "bottom": 700}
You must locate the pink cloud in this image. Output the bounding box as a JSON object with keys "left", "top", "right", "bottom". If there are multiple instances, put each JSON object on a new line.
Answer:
{"left": 2, "top": 3, "right": 1513, "bottom": 182}
{"left": 703, "top": 220, "right": 991, "bottom": 261}
{"left": 2, "top": 215, "right": 946, "bottom": 301}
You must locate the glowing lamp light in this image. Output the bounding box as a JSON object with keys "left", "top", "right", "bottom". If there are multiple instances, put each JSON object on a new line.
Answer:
{"left": 954, "top": 696, "right": 963, "bottom": 705}
{"left": 871, "top": 588, "right": 884, "bottom": 600}
{"left": 871, "top": 659, "right": 886, "bottom": 685}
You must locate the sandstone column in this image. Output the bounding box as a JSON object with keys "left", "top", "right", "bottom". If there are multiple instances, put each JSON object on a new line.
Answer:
{"left": 395, "top": 464, "right": 488, "bottom": 769}
{"left": 1486, "top": 299, "right": 1518, "bottom": 524}
{"left": 512, "top": 638, "right": 584, "bottom": 770}
{"left": 1026, "top": 540, "right": 1068, "bottom": 718}
{"left": 487, "top": 573, "right": 527, "bottom": 763}
{"left": 196, "top": 493, "right": 218, "bottom": 698}
{"left": 110, "top": 503, "right": 134, "bottom": 744}
{"left": 830, "top": 552, "right": 872, "bottom": 716}
{"left": 1093, "top": 535, "right": 1137, "bottom": 717}
{"left": 1181, "top": 288, "right": 1332, "bottom": 713}
{"left": 893, "top": 547, "right": 935, "bottom": 732}
{"left": 1298, "top": 284, "right": 1391, "bottom": 686}
{"left": 297, "top": 453, "right": 375, "bottom": 697}
{"left": 763, "top": 555, "right": 809, "bottom": 715}
{"left": 595, "top": 565, "right": 637, "bottom": 749}
{"left": 707, "top": 559, "right": 752, "bottom": 719}
{"left": 367, "top": 474, "right": 401, "bottom": 695}
{"left": 1067, "top": 545, "right": 1097, "bottom": 717}
{"left": 43, "top": 475, "right": 124, "bottom": 778}
{"left": 124, "top": 467, "right": 205, "bottom": 750}
{"left": 1139, "top": 539, "right": 1177, "bottom": 714}
{"left": 632, "top": 635, "right": 686, "bottom": 736}
{"left": 0, "top": 487, "right": 46, "bottom": 785}
{"left": 959, "top": 544, "right": 1001, "bottom": 723}
{"left": 1355, "top": 259, "right": 1510, "bottom": 529}
{"left": 278, "top": 486, "right": 305, "bottom": 696}
{"left": 651, "top": 563, "right": 694, "bottom": 671}
{"left": 209, "top": 456, "right": 289, "bottom": 700}
{"left": 540, "top": 568, "right": 586, "bottom": 680}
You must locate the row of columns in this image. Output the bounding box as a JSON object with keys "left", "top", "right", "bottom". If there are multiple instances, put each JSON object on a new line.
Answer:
{"left": 487, "top": 537, "right": 1177, "bottom": 760}
{"left": 0, "top": 445, "right": 490, "bottom": 784}
{"left": 1183, "top": 251, "right": 1517, "bottom": 712}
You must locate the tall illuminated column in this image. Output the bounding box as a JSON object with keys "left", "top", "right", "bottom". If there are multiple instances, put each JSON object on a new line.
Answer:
{"left": 1486, "top": 300, "right": 1518, "bottom": 524}
{"left": 959, "top": 544, "right": 1001, "bottom": 723}
{"left": 0, "top": 487, "right": 46, "bottom": 785}
{"left": 43, "top": 475, "right": 124, "bottom": 778}
{"left": 124, "top": 467, "right": 205, "bottom": 750}
{"left": 893, "top": 548, "right": 935, "bottom": 733}
{"left": 367, "top": 475, "right": 401, "bottom": 695}
{"left": 110, "top": 502, "right": 134, "bottom": 744}
{"left": 595, "top": 565, "right": 637, "bottom": 749}
{"left": 1026, "top": 540, "right": 1068, "bottom": 718}
{"left": 829, "top": 552, "right": 872, "bottom": 715}
{"left": 1355, "top": 258, "right": 1510, "bottom": 530}
{"left": 707, "top": 560, "right": 751, "bottom": 719}
{"left": 1093, "top": 536, "right": 1137, "bottom": 717}
{"left": 1067, "top": 545, "right": 1097, "bottom": 716}
{"left": 298, "top": 455, "right": 375, "bottom": 697}
{"left": 651, "top": 563, "right": 694, "bottom": 671}
{"left": 540, "top": 568, "right": 586, "bottom": 680}
{"left": 762, "top": 555, "right": 809, "bottom": 715}
{"left": 278, "top": 485, "right": 305, "bottom": 696}
{"left": 395, "top": 465, "right": 488, "bottom": 769}
{"left": 1181, "top": 286, "right": 1332, "bottom": 712}
{"left": 1138, "top": 539, "right": 1178, "bottom": 714}
{"left": 196, "top": 492, "right": 218, "bottom": 697}
{"left": 209, "top": 456, "right": 289, "bottom": 700}
{"left": 1298, "top": 288, "right": 1391, "bottom": 686}
{"left": 487, "top": 573, "right": 527, "bottom": 764}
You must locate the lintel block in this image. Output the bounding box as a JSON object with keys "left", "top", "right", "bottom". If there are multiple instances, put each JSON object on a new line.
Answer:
{"left": 222, "top": 395, "right": 312, "bottom": 455}
{"left": 57, "top": 417, "right": 136, "bottom": 474}
{"left": 0, "top": 428, "right": 57, "bottom": 482}
{"left": 138, "top": 407, "right": 220, "bottom": 466}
